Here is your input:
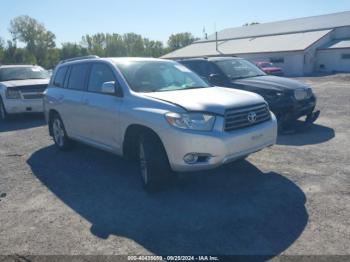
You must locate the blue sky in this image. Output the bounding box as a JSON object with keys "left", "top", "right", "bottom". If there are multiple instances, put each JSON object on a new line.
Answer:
{"left": 1, "top": 0, "right": 350, "bottom": 46}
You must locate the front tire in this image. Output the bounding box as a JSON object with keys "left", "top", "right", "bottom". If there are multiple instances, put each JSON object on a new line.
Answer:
{"left": 0, "top": 97, "right": 8, "bottom": 121}
{"left": 138, "top": 132, "right": 170, "bottom": 191}
{"left": 50, "top": 114, "right": 72, "bottom": 150}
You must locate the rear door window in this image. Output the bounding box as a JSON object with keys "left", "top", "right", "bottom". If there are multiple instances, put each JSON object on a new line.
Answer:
{"left": 53, "top": 67, "right": 68, "bottom": 87}
{"left": 67, "top": 64, "right": 90, "bottom": 91}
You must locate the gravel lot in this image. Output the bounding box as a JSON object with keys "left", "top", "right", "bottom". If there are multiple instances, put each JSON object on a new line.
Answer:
{"left": 0, "top": 74, "right": 349, "bottom": 260}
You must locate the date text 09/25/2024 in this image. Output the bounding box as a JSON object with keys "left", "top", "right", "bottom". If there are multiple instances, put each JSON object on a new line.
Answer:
{"left": 127, "top": 256, "right": 220, "bottom": 261}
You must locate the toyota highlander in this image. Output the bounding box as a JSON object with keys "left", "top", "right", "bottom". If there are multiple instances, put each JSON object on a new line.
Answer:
{"left": 44, "top": 56, "right": 277, "bottom": 191}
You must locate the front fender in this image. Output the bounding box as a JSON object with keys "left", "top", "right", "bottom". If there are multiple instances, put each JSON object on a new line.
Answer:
{"left": 119, "top": 106, "right": 172, "bottom": 145}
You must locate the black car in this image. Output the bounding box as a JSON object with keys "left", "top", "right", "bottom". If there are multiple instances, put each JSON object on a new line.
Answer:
{"left": 178, "top": 57, "right": 320, "bottom": 132}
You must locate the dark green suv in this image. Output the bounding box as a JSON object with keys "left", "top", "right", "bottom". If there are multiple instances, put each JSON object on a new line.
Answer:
{"left": 179, "top": 57, "right": 320, "bottom": 132}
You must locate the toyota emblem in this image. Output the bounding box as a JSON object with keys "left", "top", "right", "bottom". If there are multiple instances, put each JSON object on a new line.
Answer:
{"left": 247, "top": 112, "right": 257, "bottom": 123}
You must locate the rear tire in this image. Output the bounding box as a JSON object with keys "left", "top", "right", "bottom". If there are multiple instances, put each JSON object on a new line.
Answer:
{"left": 0, "top": 97, "right": 8, "bottom": 121}
{"left": 138, "top": 131, "right": 170, "bottom": 192}
{"left": 50, "top": 114, "right": 72, "bottom": 151}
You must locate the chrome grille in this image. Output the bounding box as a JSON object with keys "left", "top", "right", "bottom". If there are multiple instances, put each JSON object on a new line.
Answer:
{"left": 17, "top": 85, "right": 47, "bottom": 93}
{"left": 22, "top": 94, "right": 44, "bottom": 99}
{"left": 224, "top": 103, "right": 271, "bottom": 131}
{"left": 16, "top": 85, "right": 47, "bottom": 100}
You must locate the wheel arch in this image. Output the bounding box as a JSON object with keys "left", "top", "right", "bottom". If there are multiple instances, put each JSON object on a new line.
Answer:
{"left": 0, "top": 93, "right": 5, "bottom": 104}
{"left": 122, "top": 124, "right": 168, "bottom": 161}
{"left": 0, "top": 94, "right": 8, "bottom": 118}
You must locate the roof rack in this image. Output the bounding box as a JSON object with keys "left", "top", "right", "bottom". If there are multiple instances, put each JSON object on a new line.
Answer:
{"left": 59, "top": 55, "right": 100, "bottom": 64}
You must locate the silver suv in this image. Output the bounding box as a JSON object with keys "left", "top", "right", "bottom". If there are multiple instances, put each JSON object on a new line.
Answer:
{"left": 44, "top": 56, "right": 277, "bottom": 190}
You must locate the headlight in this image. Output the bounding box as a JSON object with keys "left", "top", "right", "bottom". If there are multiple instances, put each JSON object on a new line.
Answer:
{"left": 294, "top": 88, "right": 308, "bottom": 101}
{"left": 165, "top": 112, "right": 216, "bottom": 131}
{"left": 6, "top": 89, "right": 21, "bottom": 99}
{"left": 263, "top": 91, "right": 284, "bottom": 101}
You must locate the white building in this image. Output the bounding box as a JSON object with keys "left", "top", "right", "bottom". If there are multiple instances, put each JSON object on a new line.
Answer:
{"left": 162, "top": 11, "right": 350, "bottom": 76}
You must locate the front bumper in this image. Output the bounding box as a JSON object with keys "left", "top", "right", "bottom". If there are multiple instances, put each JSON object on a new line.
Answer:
{"left": 270, "top": 95, "right": 317, "bottom": 122}
{"left": 3, "top": 98, "right": 44, "bottom": 114}
{"left": 158, "top": 113, "right": 277, "bottom": 172}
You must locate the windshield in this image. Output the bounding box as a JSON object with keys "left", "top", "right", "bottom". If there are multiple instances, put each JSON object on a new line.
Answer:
{"left": 0, "top": 66, "right": 50, "bottom": 82}
{"left": 214, "top": 59, "right": 266, "bottom": 80}
{"left": 115, "top": 60, "right": 210, "bottom": 93}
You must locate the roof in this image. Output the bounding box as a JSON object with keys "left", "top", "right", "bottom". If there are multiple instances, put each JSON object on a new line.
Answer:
{"left": 162, "top": 30, "right": 331, "bottom": 59}
{"left": 107, "top": 57, "right": 168, "bottom": 63}
{"left": 321, "top": 39, "right": 350, "bottom": 49}
{"left": 57, "top": 57, "right": 168, "bottom": 68}
{"left": 198, "top": 11, "right": 350, "bottom": 42}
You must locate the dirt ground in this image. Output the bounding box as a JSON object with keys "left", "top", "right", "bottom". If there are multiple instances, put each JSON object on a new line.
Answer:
{"left": 0, "top": 74, "right": 349, "bottom": 260}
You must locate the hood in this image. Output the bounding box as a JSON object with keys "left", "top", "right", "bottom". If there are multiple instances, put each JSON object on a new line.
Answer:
{"left": 144, "top": 87, "right": 265, "bottom": 115}
{"left": 1, "top": 79, "right": 49, "bottom": 88}
{"left": 232, "top": 75, "right": 307, "bottom": 92}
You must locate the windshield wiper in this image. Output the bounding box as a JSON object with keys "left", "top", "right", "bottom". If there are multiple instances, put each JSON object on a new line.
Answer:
{"left": 182, "top": 86, "right": 208, "bottom": 90}
{"left": 231, "top": 76, "right": 251, "bottom": 80}
{"left": 253, "top": 74, "right": 266, "bottom": 77}
{"left": 141, "top": 86, "right": 208, "bottom": 93}
{"left": 231, "top": 74, "right": 265, "bottom": 80}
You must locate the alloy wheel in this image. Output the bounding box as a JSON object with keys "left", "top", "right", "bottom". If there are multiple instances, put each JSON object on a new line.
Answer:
{"left": 53, "top": 118, "right": 65, "bottom": 147}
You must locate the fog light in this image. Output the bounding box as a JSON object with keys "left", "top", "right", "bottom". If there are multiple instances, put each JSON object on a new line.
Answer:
{"left": 184, "top": 153, "right": 199, "bottom": 164}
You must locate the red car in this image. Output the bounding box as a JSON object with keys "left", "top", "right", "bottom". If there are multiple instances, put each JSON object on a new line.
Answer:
{"left": 255, "top": 62, "right": 284, "bottom": 76}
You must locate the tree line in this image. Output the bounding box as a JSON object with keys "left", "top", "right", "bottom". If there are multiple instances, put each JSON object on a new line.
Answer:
{"left": 0, "top": 16, "right": 198, "bottom": 69}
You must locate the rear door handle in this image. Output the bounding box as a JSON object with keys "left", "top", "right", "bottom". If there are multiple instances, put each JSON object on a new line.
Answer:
{"left": 82, "top": 99, "right": 89, "bottom": 105}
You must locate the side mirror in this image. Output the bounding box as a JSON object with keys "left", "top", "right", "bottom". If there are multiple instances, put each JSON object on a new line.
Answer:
{"left": 209, "top": 74, "right": 224, "bottom": 85}
{"left": 101, "top": 81, "right": 116, "bottom": 94}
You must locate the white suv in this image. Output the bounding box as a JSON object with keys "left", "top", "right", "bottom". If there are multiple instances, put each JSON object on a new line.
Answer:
{"left": 44, "top": 56, "right": 277, "bottom": 190}
{"left": 0, "top": 65, "right": 50, "bottom": 120}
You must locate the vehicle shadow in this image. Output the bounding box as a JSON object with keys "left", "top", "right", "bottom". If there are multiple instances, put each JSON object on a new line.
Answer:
{"left": 0, "top": 114, "right": 45, "bottom": 132}
{"left": 27, "top": 144, "right": 308, "bottom": 258}
{"left": 277, "top": 122, "right": 335, "bottom": 146}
